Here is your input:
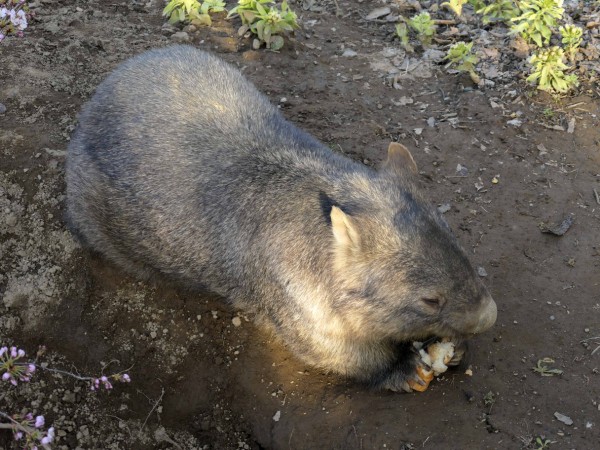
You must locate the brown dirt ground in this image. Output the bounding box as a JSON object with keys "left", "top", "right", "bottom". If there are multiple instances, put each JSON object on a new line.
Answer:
{"left": 1, "top": 1, "right": 600, "bottom": 449}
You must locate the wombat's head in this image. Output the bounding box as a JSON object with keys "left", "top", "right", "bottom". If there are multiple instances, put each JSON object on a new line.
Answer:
{"left": 330, "top": 143, "right": 497, "bottom": 342}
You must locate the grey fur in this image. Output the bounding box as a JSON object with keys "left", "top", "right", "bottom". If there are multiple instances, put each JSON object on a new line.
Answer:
{"left": 66, "top": 45, "right": 496, "bottom": 391}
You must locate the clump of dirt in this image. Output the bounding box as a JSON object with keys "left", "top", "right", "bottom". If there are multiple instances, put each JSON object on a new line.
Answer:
{"left": 1, "top": 1, "right": 600, "bottom": 449}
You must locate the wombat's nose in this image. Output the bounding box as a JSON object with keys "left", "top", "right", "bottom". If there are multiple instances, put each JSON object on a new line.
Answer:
{"left": 471, "top": 295, "right": 497, "bottom": 334}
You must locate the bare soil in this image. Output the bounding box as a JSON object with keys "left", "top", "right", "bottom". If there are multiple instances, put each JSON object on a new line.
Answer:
{"left": 1, "top": 1, "right": 599, "bottom": 449}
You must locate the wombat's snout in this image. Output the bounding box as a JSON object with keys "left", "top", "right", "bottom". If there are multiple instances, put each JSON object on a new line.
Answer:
{"left": 469, "top": 295, "right": 497, "bottom": 335}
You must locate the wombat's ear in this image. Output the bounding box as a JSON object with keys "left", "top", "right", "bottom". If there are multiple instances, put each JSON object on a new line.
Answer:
{"left": 383, "top": 142, "right": 418, "bottom": 175}
{"left": 331, "top": 206, "right": 361, "bottom": 251}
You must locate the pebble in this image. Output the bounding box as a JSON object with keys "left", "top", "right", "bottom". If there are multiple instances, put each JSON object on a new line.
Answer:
{"left": 477, "top": 267, "right": 488, "bottom": 277}
{"left": 0, "top": 103, "right": 6, "bottom": 114}
{"left": 342, "top": 49, "right": 357, "bottom": 58}
{"left": 171, "top": 31, "right": 190, "bottom": 43}
{"left": 232, "top": 317, "right": 242, "bottom": 327}
{"left": 437, "top": 203, "right": 451, "bottom": 214}
{"left": 5, "top": 213, "right": 18, "bottom": 227}
{"left": 554, "top": 412, "right": 573, "bottom": 426}
{"left": 272, "top": 410, "right": 281, "bottom": 422}
{"left": 365, "top": 7, "right": 391, "bottom": 20}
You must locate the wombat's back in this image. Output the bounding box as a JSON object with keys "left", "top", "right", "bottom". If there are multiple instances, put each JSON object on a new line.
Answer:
{"left": 66, "top": 45, "right": 363, "bottom": 294}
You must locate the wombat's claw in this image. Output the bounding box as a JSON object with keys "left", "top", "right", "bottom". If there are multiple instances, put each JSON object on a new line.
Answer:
{"left": 447, "top": 347, "right": 465, "bottom": 367}
{"left": 407, "top": 364, "right": 434, "bottom": 392}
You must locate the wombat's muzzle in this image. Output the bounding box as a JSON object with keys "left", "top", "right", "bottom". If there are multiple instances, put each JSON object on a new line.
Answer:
{"left": 470, "top": 295, "right": 497, "bottom": 335}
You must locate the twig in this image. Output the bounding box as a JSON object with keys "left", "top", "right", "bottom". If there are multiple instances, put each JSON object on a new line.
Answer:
{"left": 140, "top": 387, "right": 165, "bottom": 432}
{"left": 593, "top": 189, "right": 600, "bottom": 205}
{"left": 580, "top": 336, "right": 600, "bottom": 343}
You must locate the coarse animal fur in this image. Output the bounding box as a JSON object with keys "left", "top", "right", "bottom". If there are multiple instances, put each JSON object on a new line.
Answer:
{"left": 66, "top": 45, "right": 497, "bottom": 391}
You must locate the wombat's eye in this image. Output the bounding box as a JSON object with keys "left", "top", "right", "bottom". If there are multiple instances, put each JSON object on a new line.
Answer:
{"left": 421, "top": 298, "right": 441, "bottom": 308}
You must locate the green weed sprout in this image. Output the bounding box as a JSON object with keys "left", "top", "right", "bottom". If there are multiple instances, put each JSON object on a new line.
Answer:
{"left": 441, "top": 0, "right": 468, "bottom": 16}
{"left": 467, "top": 0, "right": 486, "bottom": 11}
{"left": 510, "top": 0, "right": 564, "bottom": 47}
{"left": 395, "top": 22, "right": 414, "bottom": 52}
{"left": 527, "top": 46, "right": 578, "bottom": 94}
{"left": 228, "top": 0, "right": 272, "bottom": 25}
{"left": 229, "top": 0, "right": 298, "bottom": 51}
{"left": 559, "top": 24, "right": 583, "bottom": 61}
{"left": 476, "top": 0, "right": 518, "bottom": 24}
{"left": 445, "top": 41, "right": 481, "bottom": 83}
{"left": 408, "top": 12, "right": 436, "bottom": 46}
{"left": 163, "top": 0, "right": 225, "bottom": 26}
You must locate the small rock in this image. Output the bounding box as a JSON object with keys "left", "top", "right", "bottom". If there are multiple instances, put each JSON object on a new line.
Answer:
{"left": 0, "top": 103, "right": 6, "bottom": 114}
{"left": 438, "top": 203, "right": 451, "bottom": 214}
{"left": 506, "top": 118, "right": 522, "bottom": 127}
{"left": 5, "top": 213, "right": 17, "bottom": 227}
{"left": 414, "top": 128, "right": 423, "bottom": 136}
{"left": 232, "top": 317, "right": 242, "bottom": 327}
{"left": 567, "top": 118, "right": 575, "bottom": 133}
{"left": 427, "top": 117, "right": 436, "bottom": 127}
{"left": 342, "top": 49, "right": 357, "bottom": 58}
{"left": 477, "top": 267, "right": 488, "bottom": 277}
{"left": 540, "top": 213, "right": 574, "bottom": 236}
{"left": 554, "top": 412, "right": 573, "bottom": 426}
{"left": 456, "top": 164, "right": 468, "bottom": 176}
{"left": 171, "top": 31, "right": 190, "bottom": 43}
{"left": 150, "top": 331, "right": 157, "bottom": 339}
{"left": 365, "top": 7, "right": 391, "bottom": 20}
{"left": 273, "top": 410, "right": 281, "bottom": 422}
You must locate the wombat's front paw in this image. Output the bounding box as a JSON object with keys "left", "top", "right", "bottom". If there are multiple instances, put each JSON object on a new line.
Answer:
{"left": 379, "top": 352, "right": 433, "bottom": 393}
{"left": 447, "top": 340, "right": 467, "bottom": 367}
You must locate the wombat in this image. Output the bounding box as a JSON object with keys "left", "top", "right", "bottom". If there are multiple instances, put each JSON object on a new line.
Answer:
{"left": 66, "top": 45, "right": 497, "bottom": 392}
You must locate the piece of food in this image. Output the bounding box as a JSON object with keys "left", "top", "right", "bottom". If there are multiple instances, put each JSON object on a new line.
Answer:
{"left": 424, "top": 338, "right": 455, "bottom": 376}
{"left": 410, "top": 338, "right": 457, "bottom": 392}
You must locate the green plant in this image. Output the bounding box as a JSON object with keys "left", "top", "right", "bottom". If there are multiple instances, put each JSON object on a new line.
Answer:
{"left": 510, "top": 0, "right": 564, "bottom": 47}
{"left": 200, "top": 0, "right": 226, "bottom": 15}
{"left": 559, "top": 24, "right": 583, "bottom": 61}
{"left": 483, "top": 391, "right": 496, "bottom": 407}
{"left": 542, "top": 107, "right": 555, "bottom": 118}
{"left": 527, "top": 46, "right": 578, "bottom": 94}
{"left": 532, "top": 357, "right": 563, "bottom": 376}
{"left": 468, "top": 0, "right": 486, "bottom": 10}
{"left": 408, "top": 12, "right": 436, "bottom": 45}
{"left": 442, "top": 0, "right": 468, "bottom": 16}
{"left": 229, "top": 0, "right": 298, "bottom": 50}
{"left": 395, "top": 22, "right": 414, "bottom": 52}
{"left": 228, "top": 0, "right": 272, "bottom": 25}
{"left": 534, "top": 436, "right": 554, "bottom": 449}
{"left": 163, "top": 0, "right": 225, "bottom": 25}
{"left": 476, "top": 0, "right": 519, "bottom": 24}
{"left": 444, "top": 41, "right": 481, "bottom": 83}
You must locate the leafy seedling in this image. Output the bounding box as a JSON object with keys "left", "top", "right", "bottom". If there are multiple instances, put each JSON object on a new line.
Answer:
{"left": 468, "top": 0, "right": 486, "bottom": 11}
{"left": 163, "top": 0, "right": 225, "bottom": 26}
{"left": 527, "top": 46, "right": 578, "bottom": 94}
{"left": 395, "top": 22, "right": 414, "bottom": 52}
{"left": 559, "top": 24, "right": 583, "bottom": 61}
{"left": 532, "top": 357, "right": 563, "bottom": 376}
{"left": 535, "top": 436, "right": 556, "bottom": 449}
{"left": 408, "top": 12, "right": 436, "bottom": 46}
{"left": 229, "top": 0, "right": 298, "bottom": 50}
{"left": 441, "top": 0, "right": 468, "bottom": 16}
{"left": 444, "top": 41, "right": 481, "bottom": 84}
{"left": 228, "top": 0, "right": 272, "bottom": 25}
{"left": 476, "top": 0, "right": 519, "bottom": 24}
{"left": 510, "top": 0, "right": 564, "bottom": 47}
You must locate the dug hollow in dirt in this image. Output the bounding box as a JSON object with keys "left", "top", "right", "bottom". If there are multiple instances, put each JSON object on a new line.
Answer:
{"left": 65, "top": 45, "right": 497, "bottom": 392}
